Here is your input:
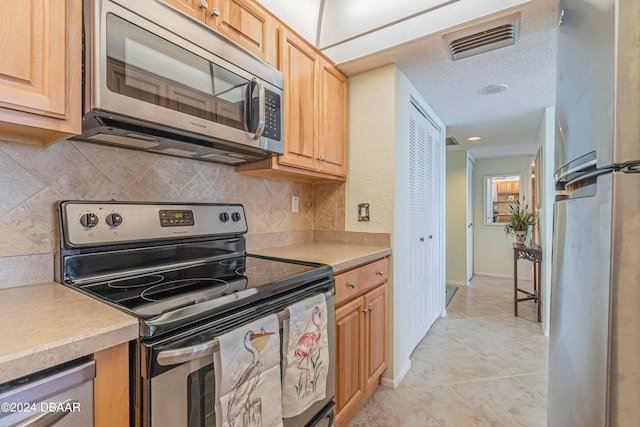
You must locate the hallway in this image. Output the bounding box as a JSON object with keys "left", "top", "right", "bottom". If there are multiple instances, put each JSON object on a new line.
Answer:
{"left": 349, "top": 275, "right": 548, "bottom": 427}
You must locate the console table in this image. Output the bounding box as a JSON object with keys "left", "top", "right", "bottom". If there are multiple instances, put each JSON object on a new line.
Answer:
{"left": 513, "top": 244, "right": 542, "bottom": 322}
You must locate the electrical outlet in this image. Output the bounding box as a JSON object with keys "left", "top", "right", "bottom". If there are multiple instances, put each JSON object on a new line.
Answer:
{"left": 291, "top": 196, "right": 299, "bottom": 213}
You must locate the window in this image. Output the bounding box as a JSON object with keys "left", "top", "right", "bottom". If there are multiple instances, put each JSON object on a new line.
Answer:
{"left": 484, "top": 175, "right": 522, "bottom": 225}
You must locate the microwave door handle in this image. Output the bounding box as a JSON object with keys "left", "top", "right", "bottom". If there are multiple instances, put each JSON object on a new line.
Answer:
{"left": 156, "top": 309, "right": 291, "bottom": 366}
{"left": 252, "top": 78, "right": 265, "bottom": 140}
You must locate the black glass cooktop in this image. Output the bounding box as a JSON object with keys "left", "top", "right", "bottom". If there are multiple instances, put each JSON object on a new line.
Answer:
{"left": 75, "top": 255, "right": 329, "bottom": 320}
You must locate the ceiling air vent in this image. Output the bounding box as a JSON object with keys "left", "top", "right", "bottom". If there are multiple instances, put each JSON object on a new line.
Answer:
{"left": 443, "top": 13, "right": 520, "bottom": 61}
{"left": 446, "top": 136, "right": 460, "bottom": 146}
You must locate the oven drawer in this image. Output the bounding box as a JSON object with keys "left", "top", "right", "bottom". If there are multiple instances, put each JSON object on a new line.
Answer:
{"left": 334, "top": 258, "right": 388, "bottom": 306}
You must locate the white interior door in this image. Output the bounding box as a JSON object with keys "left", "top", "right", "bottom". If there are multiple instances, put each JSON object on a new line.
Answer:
{"left": 466, "top": 156, "right": 474, "bottom": 282}
{"left": 408, "top": 102, "right": 440, "bottom": 352}
{"left": 426, "top": 117, "right": 441, "bottom": 323}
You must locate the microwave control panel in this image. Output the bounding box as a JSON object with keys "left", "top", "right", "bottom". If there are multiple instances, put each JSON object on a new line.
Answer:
{"left": 263, "top": 90, "right": 281, "bottom": 141}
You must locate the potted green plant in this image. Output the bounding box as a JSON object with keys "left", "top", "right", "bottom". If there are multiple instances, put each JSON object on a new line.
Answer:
{"left": 504, "top": 204, "right": 537, "bottom": 245}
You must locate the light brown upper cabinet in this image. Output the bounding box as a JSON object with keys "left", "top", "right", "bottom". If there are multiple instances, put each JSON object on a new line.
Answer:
{"left": 236, "top": 27, "right": 347, "bottom": 182}
{"left": 278, "top": 28, "right": 319, "bottom": 172}
{"left": 207, "top": 0, "right": 276, "bottom": 65}
{"left": 317, "top": 58, "right": 348, "bottom": 177}
{"left": 163, "top": 0, "right": 276, "bottom": 66}
{"left": 0, "top": 0, "right": 82, "bottom": 145}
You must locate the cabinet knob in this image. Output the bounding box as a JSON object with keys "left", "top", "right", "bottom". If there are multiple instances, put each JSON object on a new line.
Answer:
{"left": 347, "top": 282, "right": 357, "bottom": 289}
{"left": 211, "top": 7, "right": 220, "bottom": 16}
{"left": 316, "top": 156, "right": 326, "bottom": 162}
{"left": 376, "top": 271, "right": 384, "bottom": 276}
{"left": 419, "top": 237, "right": 425, "bottom": 242}
{"left": 199, "top": 0, "right": 208, "bottom": 9}
{"left": 361, "top": 307, "right": 370, "bottom": 314}
{"left": 429, "top": 234, "right": 433, "bottom": 239}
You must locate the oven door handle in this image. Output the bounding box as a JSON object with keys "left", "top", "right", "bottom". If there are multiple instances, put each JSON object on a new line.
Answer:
{"left": 156, "top": 309, "right": 290, "bottom": 366}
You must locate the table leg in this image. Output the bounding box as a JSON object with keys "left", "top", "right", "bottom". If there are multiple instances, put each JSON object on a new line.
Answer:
{"left": 514, "top": 252, "right": 518, "bottom": 317}
{"left": 537, "top": 260, "right": 542, "bottom": 322}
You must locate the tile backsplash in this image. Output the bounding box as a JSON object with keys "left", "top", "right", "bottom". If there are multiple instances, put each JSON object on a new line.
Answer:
{"left": 0, "top": 139, "right": 346, "bottom": 286}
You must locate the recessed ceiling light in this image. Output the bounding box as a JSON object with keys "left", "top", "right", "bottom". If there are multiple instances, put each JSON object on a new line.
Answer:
{"left": 467, "top": 136, "right": 483, "bottom": 142}
{"left": 480, "top": 84, "right": 509, "bottom": 95}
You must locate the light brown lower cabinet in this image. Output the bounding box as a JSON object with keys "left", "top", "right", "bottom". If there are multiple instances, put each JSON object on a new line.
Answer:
{"left": 334, "top": 258, "right": 388, "bottom": 427}
{"left": 94, "top": 342, "right": 130, "bottom": 427}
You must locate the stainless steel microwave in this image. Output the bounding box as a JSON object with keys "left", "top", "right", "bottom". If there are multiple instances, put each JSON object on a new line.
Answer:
{"left": 76, "top": 0, "right": 283, "bottom": 165}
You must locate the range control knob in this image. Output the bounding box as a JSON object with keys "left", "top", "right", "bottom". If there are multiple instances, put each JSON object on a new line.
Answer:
{"left": 231, "top": 212, "right": 242, "bottom": 222}
{"left": 219, "top": 212, "right": 230, "bottom": 222}
{"left": 79, "top": 213, "right": 99, "bottom": 228}
{"left": 105, "top": 213, "right": 123, "bottom": 227}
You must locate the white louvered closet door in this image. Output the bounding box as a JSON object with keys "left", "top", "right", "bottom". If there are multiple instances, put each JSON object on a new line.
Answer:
{"left": 408, "top": 102, "right": 441, "bottom": 353}
{"left": 425, "top": 116, "right": 441, "bottom": 327}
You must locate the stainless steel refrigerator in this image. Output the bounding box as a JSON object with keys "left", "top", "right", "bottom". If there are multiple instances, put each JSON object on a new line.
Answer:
{"left": 549, "top": 0, "right": 640, "bottom": 425}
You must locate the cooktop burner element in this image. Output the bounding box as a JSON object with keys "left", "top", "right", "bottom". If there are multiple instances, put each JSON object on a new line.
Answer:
{"left": 139, "top": 278, "right": 229, "bottom": 302}
{"left": 55, "top": 201, "right": 333, "bottom": 337}
{"left": 108, "top": 275, "right": 165, "bottom": 289}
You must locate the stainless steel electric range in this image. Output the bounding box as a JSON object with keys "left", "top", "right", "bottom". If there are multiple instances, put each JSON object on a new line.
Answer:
{"left": 55, "top": 201, "right": 336, "bottom": 427}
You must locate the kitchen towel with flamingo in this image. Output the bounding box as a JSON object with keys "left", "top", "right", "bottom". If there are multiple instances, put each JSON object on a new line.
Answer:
{"left": 214, "top": 314, "right": 283, "bottom": 427}
{"left": 281, "top": 294, "right": 329, "bottom": 418}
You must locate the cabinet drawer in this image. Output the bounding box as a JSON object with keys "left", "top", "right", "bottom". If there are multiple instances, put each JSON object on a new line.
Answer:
{"left": 334, "top": 258, "right": 388, "bottom": 306}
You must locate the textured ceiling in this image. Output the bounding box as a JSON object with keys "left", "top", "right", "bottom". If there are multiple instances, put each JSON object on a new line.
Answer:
{"left": 257, "top": 0, "right": 559, "bottom": 159}
{"left": 337, "top": 0, "right": 559, "bottom": 159}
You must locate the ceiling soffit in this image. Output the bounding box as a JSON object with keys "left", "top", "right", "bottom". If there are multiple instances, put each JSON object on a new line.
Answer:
{"left": 256, "top": 0, "right": 532, "bottom": 63}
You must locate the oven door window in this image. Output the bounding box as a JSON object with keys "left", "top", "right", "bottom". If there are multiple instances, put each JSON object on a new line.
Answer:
{"left": 188, "top": 364, "right": 215, "bottom": 427}
{"left": 104, "top": 13, "right": 249, "bottom": 131}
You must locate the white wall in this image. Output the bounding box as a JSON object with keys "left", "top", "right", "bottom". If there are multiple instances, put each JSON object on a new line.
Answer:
{"left": 347, "top": 64, "right": 446, "bottom": 387}
{"left": 445, "top": 150, "right": 469, "bottom": 284}
{"left": 537, "top": 106, "right": 556, "bottom": 335}
{"left": 473, "top": 155, "right": 534, "bottom": 279}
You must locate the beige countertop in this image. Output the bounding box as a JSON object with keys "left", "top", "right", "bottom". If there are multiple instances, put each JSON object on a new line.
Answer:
{"left": 0, "top": 282, "right": 138, "bottom": 384}
{"left": 251, "top": 243, "right": 391, "bottom": 273}
{"left": 0, "top": 243, "right": 390, "bottom": 384}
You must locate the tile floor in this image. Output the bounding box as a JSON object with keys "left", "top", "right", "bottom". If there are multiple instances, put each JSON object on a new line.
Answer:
{"left": 349, "top": 275, "right": 549, "bottom": 427}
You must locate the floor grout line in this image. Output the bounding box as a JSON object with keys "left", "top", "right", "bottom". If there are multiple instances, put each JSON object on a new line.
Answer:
{"left": 349, "top": 275, "right": 549, "bottom": 427}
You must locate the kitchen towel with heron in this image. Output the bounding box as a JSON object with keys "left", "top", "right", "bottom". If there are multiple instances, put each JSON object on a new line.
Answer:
{"left": 214, "top": 314, "right": 283, "bottom": 427}
{"left": 281, "top": 294, "right": 329, "bottom": 418}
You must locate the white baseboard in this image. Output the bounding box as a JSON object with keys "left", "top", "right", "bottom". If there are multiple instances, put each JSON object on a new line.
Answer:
{"left": 380, "top": 359, "right": 412, "bottom": 389}
{"left": 473, "top": 271, "right": 531, "bottom": 282}
{"left": 446, "top": 280, "right": 468, "bottom": 287}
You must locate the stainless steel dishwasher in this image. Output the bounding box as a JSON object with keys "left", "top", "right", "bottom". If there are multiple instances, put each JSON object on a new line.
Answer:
{"left": 0, "top": 358, "right": 95, "bottom": 427}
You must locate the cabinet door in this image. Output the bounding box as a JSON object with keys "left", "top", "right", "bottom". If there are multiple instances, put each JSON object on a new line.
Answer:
{"left": 278, "top": 28, "right": 318, "bottom": 171}
{"left": 317, "top": 59, "right": 347, "bottom": 177}
{"left": 0, "top": 0, "right": 81, "bottom": 144}
{"left": 364, "top": 283, "right": 387, "bottom": 395}
{"left": 0, "top": 1, "right": 65, "bottom": 117}
{"left": 207, "top": 0, "right": 272, "bottom": 63}
{"left": 335, "top": 297, "right": 365, "bottom": 418}
{"left": 162, "top": 0, "right": 207, "bottom": 21}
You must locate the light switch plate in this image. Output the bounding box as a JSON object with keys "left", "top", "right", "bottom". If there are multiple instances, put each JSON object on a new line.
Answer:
{"left": 292, "top": 196, "right": 299, "bottom": 213}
